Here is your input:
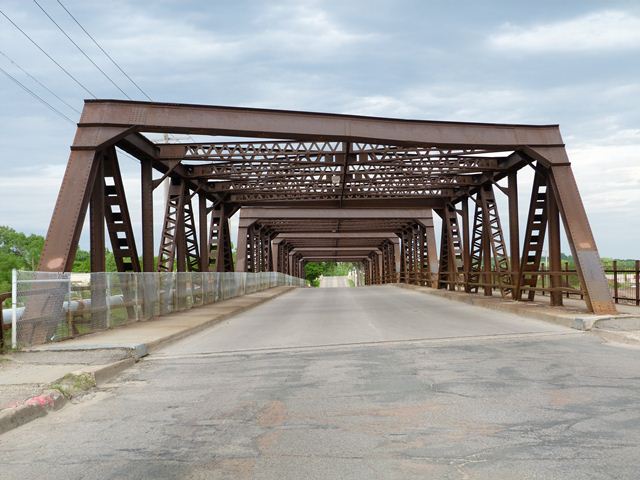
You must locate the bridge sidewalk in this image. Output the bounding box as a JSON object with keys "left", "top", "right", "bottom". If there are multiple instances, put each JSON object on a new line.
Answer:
{"left": 395, "top": 284, "right": 640, "bottom": 339}
{"left": 0, "top": 286, "right": 295, "bottom": 435}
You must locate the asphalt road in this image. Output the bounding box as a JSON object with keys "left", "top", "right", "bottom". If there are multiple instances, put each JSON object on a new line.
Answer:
{"left": 319, "top": 275, "right": 350, "bottom": 288}
{"left": 1, "top": 286, "right": 639, "bottom": 479}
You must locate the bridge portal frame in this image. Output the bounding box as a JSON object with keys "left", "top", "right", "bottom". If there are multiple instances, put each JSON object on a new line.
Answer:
{"left": 37, "top": 99, "right": 614, "bottom": 314}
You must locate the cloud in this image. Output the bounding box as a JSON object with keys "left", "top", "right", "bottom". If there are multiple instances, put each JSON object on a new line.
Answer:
{"left": 489, "top": 10, "right": 640, "bottom": 53}
{"left": 104, "top": 0, "right": 373, "bottom": 68}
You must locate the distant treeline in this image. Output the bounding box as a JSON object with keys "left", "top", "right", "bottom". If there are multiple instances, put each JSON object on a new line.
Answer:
{"left": 0, "top": 226, "right": 117, "bottom": 293}
{"left": 305, "top": 262, "right": 355, "bottom": 287}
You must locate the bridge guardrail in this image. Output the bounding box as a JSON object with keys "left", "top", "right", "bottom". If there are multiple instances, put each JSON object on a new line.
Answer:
{"left": 5, "top": 270, "right": 305, "bottom": 349}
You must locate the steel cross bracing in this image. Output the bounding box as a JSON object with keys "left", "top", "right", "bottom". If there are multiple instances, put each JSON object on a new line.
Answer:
{"left": 101, "top": 147, "right": 141, "bottom": 273}
{"left": 478, "top": 185, "right": 512, "bottom": 297}
{"left": 157, "top": 180, "right": 186, "bottom": 272}
{"left": 32, "top": 99, "right": 615, "bottom": 316}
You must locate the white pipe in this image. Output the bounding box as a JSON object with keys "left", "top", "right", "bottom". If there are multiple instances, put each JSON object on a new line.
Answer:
{"left": 2, "top": 294, "right": 125, "bottom": 326}
{"left": 11, "top": 269, "right": 17, "bottom": 349}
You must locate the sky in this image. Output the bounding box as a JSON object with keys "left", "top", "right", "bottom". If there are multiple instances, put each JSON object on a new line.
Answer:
{"left": 0, "top": 0, "right": 639, "bottom": 258}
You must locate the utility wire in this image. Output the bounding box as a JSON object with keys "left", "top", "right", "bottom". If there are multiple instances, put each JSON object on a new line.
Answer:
{"left": 0, "top": 8, "right": 96, "bottom": 98}
{"left": 55, "top": 0, "right": 153, "bottom": 101}
{"left": 33, "top": 0, "right": 131, "bottom": 99}
{"left": 0, "top": 63, "right": 142, "bottom": 166}
{"left": 0, "top": 49, "right": 81, "bottom": 114}
{"left": 0, "top": 64, "right": 75, "bottom": 124}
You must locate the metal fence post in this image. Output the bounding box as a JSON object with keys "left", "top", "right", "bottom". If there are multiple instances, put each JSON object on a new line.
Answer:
{"left": 106, "top": 274, "right": 112, "bottom": 328}
{"left": 636, "top": 260, "right": 640, "bottom": 306}
{"left": 134, "top": 274, "right": 139, "bottom": 322}
{"left": 11, "top": 269, "right": 17, "bottom": 349}
{"left": 613, "top": 260, "right": 618, "bottom": 304}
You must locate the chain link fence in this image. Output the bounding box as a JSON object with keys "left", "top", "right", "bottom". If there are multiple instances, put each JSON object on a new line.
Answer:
{"left": 4, "top": 271, "right": 305, "bottom": 348}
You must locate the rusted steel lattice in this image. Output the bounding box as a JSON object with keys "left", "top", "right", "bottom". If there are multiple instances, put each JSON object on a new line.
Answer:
{"left": 36, "top": 100, "right": 614, "bottom": 315}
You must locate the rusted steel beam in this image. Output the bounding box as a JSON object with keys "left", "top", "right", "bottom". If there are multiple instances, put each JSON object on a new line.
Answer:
{"left": 508, "top": 172, "right": 520, "bottom": 287}
{"left": 547, "top": 183, "right": 563, "bottom": 306}
{"left": 103, "top": 148, "right": 141, "bottom": 272}
{"left": 547, "top": 165, "right": 616, "bottom": 314}
{"left": 80, "top": 100, "right": 564, "bottom": 148}
{"left": 157, "top": 180, "right": 186, "bottom": 272}
{"left": 228, "top": 198, "right": 447, "bottom": 208}
{"left": 276, "top": 232, "right": 399, "bottom": 239}
{"left": 39, "top": 150, "right": 101, "bottom": 272}
{"left": 89, "top": 154, "right": 105, "bottom": 272}
{"left": 198, "top": 194, "right": 209, "bottom": 272}
{"left": 141, "top": 158, "right": 154, "bottom": 272}
{"left": 517, "top": 170, "right": 549, "bottom": 301}
{"left": 291, "top": 247, "right": 382, "bottom": 254}
{"left": 240, "top": 207, "right": 434, "bottom": 220}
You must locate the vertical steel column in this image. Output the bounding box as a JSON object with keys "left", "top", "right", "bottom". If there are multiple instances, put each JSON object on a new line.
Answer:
{"left": 438, "top": 207, "right": 463, "bottom": 291}
{"left": 235, "top": 219, "right": 253, "bottom": 272}
{"left": 482, "top": 209, "right": 492, "bottom": 296}
{"left": 89, "top": 153, "right": 106, "bottom": 328}
{"left": 517, "top": 170, "right": 548, "bottom": 301}
{"left": 423, "top": 223, "right": 438, "bottom": 288}
{"left": 460, "top": 198, "right": 471, "bottom": 292}
{"left": 479, "top": 184, "right": 511, "bottom": 297}
{"left": 245, "top": 225, "right": 255, "bottom": 273}
{"left": 181, "top": 189, "right": 200, "bottom": 272}
{"left": 547, "top": 182, "right": 563, "bottom": 306}
{"left": 198, "top": 194, "right": 209, "bottom": 272}
{"left": 220, "top": 210, "right": 234, "bottom": 272}
{"left": 468, "top": 195, "right": 484, "bottom": 293}
{"left": 157, "top": 180, "right": 186, "bottom": 272}
{"left": 103, "top": 149, "right": 141, "bottom": 272}
{"left": 89, "top": 154, "right": 105, "bottom": 272}
{"left": 415, "top": 224, "right": 426, "bottom": 286}
{"left": 409, "top": 226, "right": 417, "bottom": 284}
{"left": 141, "top": 158, "right": 154, "bottom": 272}
{"left": 175, "top": 199, "right": 187, "bottom": 273}
{"left": 508, "top": 172, "right": 520, "bottom": 295}
{"left": 271, "top": 239, "right": 281, "bottom": 272}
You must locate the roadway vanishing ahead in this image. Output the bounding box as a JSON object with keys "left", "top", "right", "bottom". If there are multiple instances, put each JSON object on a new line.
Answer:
{"left": 1, "top": 286, "right": 639, "bottom": 479}
{"left": 318, "top": 275, "right": 350, "bottom": 288}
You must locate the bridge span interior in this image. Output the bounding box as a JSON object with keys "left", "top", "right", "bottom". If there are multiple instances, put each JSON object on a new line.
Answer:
{"left": 38, "top": 100, "right": 615, "bottom": 314}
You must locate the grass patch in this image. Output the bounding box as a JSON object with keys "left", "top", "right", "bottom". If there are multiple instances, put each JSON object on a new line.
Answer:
{"left": 50, "top": 372, "right": 96, "bottom": 399}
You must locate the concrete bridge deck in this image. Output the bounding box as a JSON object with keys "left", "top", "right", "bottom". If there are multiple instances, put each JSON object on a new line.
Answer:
{"left": 1, "top": 286, "right": 639, "bottom": 479}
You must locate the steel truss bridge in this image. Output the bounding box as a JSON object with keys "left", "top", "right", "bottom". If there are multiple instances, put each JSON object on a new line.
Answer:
{"left": 37, "top": 100, "right": 615, "bottom": 315}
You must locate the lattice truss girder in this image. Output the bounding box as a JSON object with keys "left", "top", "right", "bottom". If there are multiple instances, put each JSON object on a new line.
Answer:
{"left": 165, "top": 141, "right": 510, "bottom": 200}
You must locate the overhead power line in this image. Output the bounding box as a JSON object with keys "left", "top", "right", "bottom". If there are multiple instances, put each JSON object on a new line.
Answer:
{"left": 0, "top": 64, "right": 75, "bottom": 124}
{"left": 0, "top": 8, "right": 96, "bottom": 98}
{"left": 0, "top": 49, "right": 81, "bottom": 114}
{"left": 33, "top": 0, "right": 131, "bottom": 99}
{"left": 0, "top": 64, "right": 142, "bottom": 165}
{"left": 55, "top": 0, "right": 153, "bottom": 101}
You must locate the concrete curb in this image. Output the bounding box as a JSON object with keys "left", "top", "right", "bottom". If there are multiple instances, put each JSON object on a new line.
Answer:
{"left": 0, "top": 389, "right": 66, "bottom": 435}
{"left": 592, "top": 329, "right": 640, "bottom": 347}
{"left": 142, "top": 286, "right": 296, "bottom": 354}
{"left": 0, "top": 356, "right": 136, "bottom": 435}
{"left": 0, "top": 286, "right": 296, "bottom": 436}
{"left": 393, "top": 283, "right": 637, "bottom": 331}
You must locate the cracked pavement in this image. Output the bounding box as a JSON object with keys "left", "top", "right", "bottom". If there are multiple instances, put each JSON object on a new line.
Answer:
{"left": 0, "top": 286, "right": 639, "bottom": 479}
